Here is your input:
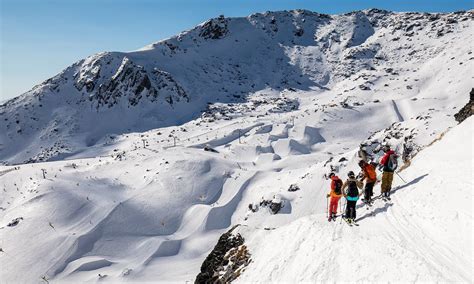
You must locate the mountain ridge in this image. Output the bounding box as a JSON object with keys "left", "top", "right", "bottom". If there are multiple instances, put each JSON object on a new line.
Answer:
{"left": 1, "top": 9, "right": 472, "bottom": 165}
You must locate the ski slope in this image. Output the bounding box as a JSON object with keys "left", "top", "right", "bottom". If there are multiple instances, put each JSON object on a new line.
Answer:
{"left": 237, "top": 117, "right": 473, "bottom": 283}
{"left": 0, "top": 9, "right": 473, "bottom": 283}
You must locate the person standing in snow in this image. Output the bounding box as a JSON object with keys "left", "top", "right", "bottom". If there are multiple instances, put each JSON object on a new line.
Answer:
{"left": 358, "top": 144, "right": 372, "bottom": 163}
{"left": 402, "top": 137, "right": 413, "bottom": 164}
{"left": 358, "top": 160, "right": 377, "bottom": 204}
{"left": 326, "top": 172, "right": 343, "bottom": 221}
{"left": 342, "top": 171, "right": 363, "bottom": 223}
{"left": 379, "top": 145, "right": 397, "bottom": 200}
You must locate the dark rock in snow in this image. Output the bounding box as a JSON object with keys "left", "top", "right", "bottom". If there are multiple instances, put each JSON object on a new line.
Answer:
{"left": 270, "top": 199, "right": 282, "bottom": 214}
{"left": 288, "top": 184, "right": 300, "bottom": 192}
{"left": 7, "top": 217, "right": 23, "bottom": 227}
{"left": 259, "top": 195, "right": 283, "bottom": 214}
{"left": 454, "top": 88, "right": 473, "bottom": 123}
{"left": 204, "top": 145, "right": 219, "bottom": 153}
{"left": 195, "top": 225, "right": 250, "bottom": 283}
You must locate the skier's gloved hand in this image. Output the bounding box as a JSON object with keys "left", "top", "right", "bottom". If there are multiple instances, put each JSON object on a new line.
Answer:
{"left": 326, "top": 193, "right": 330, "bottom": 198}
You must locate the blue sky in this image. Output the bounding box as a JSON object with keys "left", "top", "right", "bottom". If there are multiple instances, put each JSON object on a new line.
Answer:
{"left": 1, "top": 0, "right": 473, "bottom": 101}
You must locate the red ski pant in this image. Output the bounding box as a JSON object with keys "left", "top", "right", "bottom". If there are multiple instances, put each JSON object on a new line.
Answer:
{"left": 329, "top": 196, "right": 341, "bottom": 214}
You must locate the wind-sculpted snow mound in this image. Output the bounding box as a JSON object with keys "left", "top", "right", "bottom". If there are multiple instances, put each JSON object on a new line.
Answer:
{"left": 0, "top": 149, "right": 247, "bottom": 282}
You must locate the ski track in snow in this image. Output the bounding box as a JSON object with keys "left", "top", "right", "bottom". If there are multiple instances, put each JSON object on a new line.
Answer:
{"left": 391, "top": 99, "right": 404, "bottom": 122}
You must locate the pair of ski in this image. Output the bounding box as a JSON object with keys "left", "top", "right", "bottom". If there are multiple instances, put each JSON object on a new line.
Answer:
{"left": 330, "top": 214, "right": 359, "bottom": 226}
{"left": 371, "top": 194, "right": 392, "bottom": 203}
{"left": 342, "top": 217, "right": 359, "bottom": 227}
{"left": 362, "top": 199, "right": 374, "bottom": 210}
{"left": 328, "top": 214, "right": 340, "bottom": 222}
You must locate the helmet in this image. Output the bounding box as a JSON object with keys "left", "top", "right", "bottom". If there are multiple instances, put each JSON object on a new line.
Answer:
{"left": 348, "top": 171, "right": 355, "bottom": 178}
{"left": 328, "top": 172, "right": 335, "bottom": 178}
{"left": 358, "top": 160, "right": 366, "bottom": 167}
{"left": 383, "top": 144, "right": 390, "bottom": 152}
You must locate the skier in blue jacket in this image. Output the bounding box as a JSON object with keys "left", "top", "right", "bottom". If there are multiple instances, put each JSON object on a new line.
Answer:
{"left": 342, "top": 171, "right": 363, "bottom": 223}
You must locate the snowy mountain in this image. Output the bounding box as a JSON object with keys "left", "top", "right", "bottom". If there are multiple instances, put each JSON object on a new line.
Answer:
{"left": 0, "top": 9, "right": 473, "bottom": 283}
{"left": 1, "top": 9, "right": 472, "bottom": 165}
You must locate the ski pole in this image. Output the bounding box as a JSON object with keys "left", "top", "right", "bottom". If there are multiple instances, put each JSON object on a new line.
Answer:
{"left": 326, "top": 196, "right": 329, "bottom": 219}
{"left": 395, "top": 171, "right": 407, "bottom": 184}
{"left": 339, "top": 197, "right": 341, "bottom": 217}
{"left": 340, "top": 198, "right": 347, "bottom": 224}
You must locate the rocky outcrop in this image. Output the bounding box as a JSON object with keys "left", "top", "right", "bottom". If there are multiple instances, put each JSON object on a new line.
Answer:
{"left": 199, "top": 15, "right": 228, "bottom": 39}
{"left": 288, "top": 184, "right": 300, "bottom": 192}
{"left": 94, "top": 57, "right": 156, "bottom": 107}
{"left": 74, "top": 55, "right": 189, "bottom": 108}
{"left": 454, "top": 88, "right": 474, "bottom": 123}
{"left": 195, "top": 225, "right": 250, "bottom": 283}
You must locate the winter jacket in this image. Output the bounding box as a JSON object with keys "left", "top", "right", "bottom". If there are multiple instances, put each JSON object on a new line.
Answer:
{"left": 342, "top": 178, "right": 363, "bottom": 201}
{"left": 361, "top": 164, "right": 377, "bottom": 183}
{"left": 329, "top": 176, "right": 343, "bottom": 198}
{"left": 380, "top": 150, "right": 395, "bottom": 172}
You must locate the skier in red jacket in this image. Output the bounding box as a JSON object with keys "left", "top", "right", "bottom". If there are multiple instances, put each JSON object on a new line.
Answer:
{"left": 326, "top": 173, "right": 343, "bottom": 221}
{"left": 358, "top": 160, "right": 377, "bottom": 204}
{"left": 379, "top": 145, "right": 397, "bottom": 200}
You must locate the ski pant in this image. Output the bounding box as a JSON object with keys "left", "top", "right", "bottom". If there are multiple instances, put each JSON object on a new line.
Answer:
{"left": 345, "top": 200, "right": 357, "bottom": 220}
{"left": 381, "top": 172, "right": 394, "bottom": 194}
{"left": 364, "top": 182, "right": 375, "bottom": 201}
{"left": 329, "top": 196, "right": 341, "bottom": 215}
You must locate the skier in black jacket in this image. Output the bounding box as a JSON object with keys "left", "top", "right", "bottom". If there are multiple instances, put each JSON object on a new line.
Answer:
{"left": 342, "top": 171, "right": 363, "bottom": 223}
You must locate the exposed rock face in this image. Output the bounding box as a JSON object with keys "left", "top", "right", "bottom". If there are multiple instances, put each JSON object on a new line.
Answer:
{"left": 454, "top": 88, "right": 474, "bottom": 123}
{"left": 74, "top": 55, "right": 189, "bottom": 108}
{"left": 199, "top": 15, "right": 228, "bottom": 39}
{"left": 195, "top": 225, "right": 250, "bottom": 283}
{"left": 95, "top": 57, "right": 155, "bottom": 107}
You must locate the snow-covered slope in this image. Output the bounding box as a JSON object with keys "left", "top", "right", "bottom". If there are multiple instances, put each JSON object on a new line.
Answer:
{"left": 1, "top": 9, "right": 472, "bottom": 164}
{"left": 0, "top": 9, "right": 473, "bottom": 283}
{"left": 237, "top": 117, "right": 473, "bottom": 283}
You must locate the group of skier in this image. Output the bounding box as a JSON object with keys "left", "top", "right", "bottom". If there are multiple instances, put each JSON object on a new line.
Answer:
{"left": 326, "top": 144, "right": 398, "bottom": 225}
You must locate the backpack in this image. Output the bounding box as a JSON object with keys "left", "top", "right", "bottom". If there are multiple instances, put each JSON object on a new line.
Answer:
{"left": 387, "top": 153, "right": 398, "bottom": 171}
{"left": 334, "top": 179, "right": 343, "bottom": 195}
{"left": 347, "top": 181, "right": 359, "bottom": 197}
{"left": 366, "top": 164, "right": 377, "bottom": 181}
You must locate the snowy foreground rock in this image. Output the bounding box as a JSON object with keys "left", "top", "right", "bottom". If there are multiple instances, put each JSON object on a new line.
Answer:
{"left": 0, "top": 9, "right": 473, "bottom": 283}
